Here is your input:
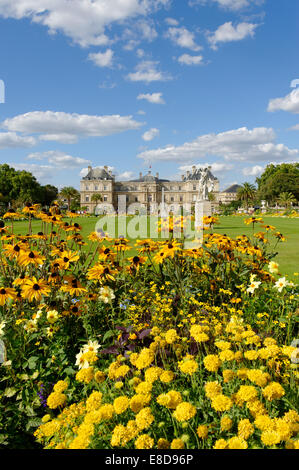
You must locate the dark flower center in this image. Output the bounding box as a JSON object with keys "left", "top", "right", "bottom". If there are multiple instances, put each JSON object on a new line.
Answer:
{"left": 33, "top": 284, "right": 40, "bottom": 291}
{"left": 29, "top": 252, "right": 35, "bottom": 258}
{"left": 0, "top": 289, "right": 6, "bottom": 295}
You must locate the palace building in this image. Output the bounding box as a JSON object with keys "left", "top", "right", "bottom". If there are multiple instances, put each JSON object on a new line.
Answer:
{"left": 80, "top": 165, "right": 237, "bottom": 213}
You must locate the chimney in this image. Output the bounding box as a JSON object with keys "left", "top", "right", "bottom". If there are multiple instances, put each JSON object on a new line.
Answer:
{"left": 104, "top": 165, "right": 108, "bottom": 171}
{"left": 156, "top": 172, "right": 159, "bottom": 179}
{"left": 192, "top": 165, "right": 196, "bottom": 173}
{"left": 181, "top": 174, "right": 185, "bottom": 181}
{"left": 88, "top": 165, "right": 92, "bottom": 172}
{"left": 187, "top": 170, "right": 190, "bottom": 177}
{"left": 139, "top": 172, "right": 143, "bottom": 179}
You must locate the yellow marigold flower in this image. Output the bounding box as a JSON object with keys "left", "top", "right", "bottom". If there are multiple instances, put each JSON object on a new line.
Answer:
{"left": 130, "top": 394, "right": 151, "bottom": 413}
{"left": 204, "top": 381, "right": 222, "bottom": 399}
{"left": 235, "top": 385, "right": 258, "bottom": 404}
{"left": 234, "top": 351, "right": 243, "bottom": 361}
{"left": 247, "top": 401, "right": 268, "bottom": 419}
{"left": 274, "top": 418, "right": 292, "bottom": 441}
{"left": 135, "top": 381, "right": 152, "bottom": 394}
{"left": 262, "top": 382, "right": 285, "bottom": 401}
{"left": 115, "top": 381, "right": 124, "bottom": 389}
{"left": 94, "top": 371, "right": 105, "bottom": 383}
{"left": 98, "top": 404, "right": 114, "bottom": 420}
{"left": 254, "top": 415, "right": 275, "bottom": 431}
{"left": 157, "top": 438, "right": 170, "bottom": 449}
{"left": 238, "top": 419, "right": 254, "bottom": 440}
{"left": 211, "top": 395, "right": 233, "bottom": 412}
{"left": 160, "top": 370, "right": 175, "bottom": 383}
{"left": 261, "top": 430, "right": 281, "bottom": 447}
{"left": 86, "top": 391, "right": 103, "bottom": 412}
{"left": 53, "top": 380, "right": 68, "bottom": 393}
{"left": 244, "top": 350, "right": 259, "bottom": 361}
{"left": 47, "top": 391, "right": 67, "bottom": 409}
{"left": 213, "top": 439, "right": 228, "bottom": 449}
{"left": 111, "top": 424, "right": 128, "bottom": 447}
{"left": 215, "top": 340, "right": 231, "bottom": 350}
{"left": 222, "top": 369, "right": 235, "bottom": 383}
{"left": 114, "top": 365, "right": 130, "bottom": 379}
{"left": 41, "top": 414, "right": 51, "bottom": 423}
{"left": 165, "top": 329, "right": 179, "bottom": 344}
{"left": 190, "top": 324, "right": 209, "bottom": 342}
{"left": 135, "top": 407, "right": 155, "bottom": 430}
{"left": 197, "top": 425, "right": 209, "bottom": 439}
{"left": 178, "top": 359, "right": 198, "bottom": 375}
{"left": 135, "top": 348, "right": 155, "bottom": 370}
{"left": 227, "top": 436, "right": 248, "bottom": 449}
{"left": 135, "top": 434, "right": 154, "bottom": 449}
{"left": 76, "top": 367, "right": 94, "bottom": 384}
{"left": 246, "top": 369, "right": 269, "bottom": 387}
{"left": 144, "top": 367, "right": 163, "bottom": 383}
{"left": 173, "top": 402, "right": 197, "bottom": 422}
{"left": 219, "top": 350, "right": 235, "bottom": 362}
{"left": 221, "top": 416, "right": 233, "bottom": 432}
{"left": 157, "top": 390, "right": 182, "bottom": 409}
{"left": 113, "top": 396, "right": 130, "bottom": 414}
{"left": 203, "top": 354, "right": 221, "bottom": 372}
{"left": 170, "top": 438, "right": 185, "bottom": 449}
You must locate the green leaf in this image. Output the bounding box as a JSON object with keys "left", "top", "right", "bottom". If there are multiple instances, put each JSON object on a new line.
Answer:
{"left": 4, "top": 387, "right": 17, "bottom": 398}
{"left": 103, "top": 330, "right": 115, "bottom": 342}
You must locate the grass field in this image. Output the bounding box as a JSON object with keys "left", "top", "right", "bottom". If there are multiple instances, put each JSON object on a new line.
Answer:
{"left": 5, "top": 214, "right": 299, "bottom": 280}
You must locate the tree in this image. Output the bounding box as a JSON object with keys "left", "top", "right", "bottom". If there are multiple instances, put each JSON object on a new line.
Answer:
{"left": 237, "top": 182, "right": 257, "bottom": 211}
{"left": 0, "top": 164, "right": 42, "bottom": 206}
{"left": 257, "top": 163, "right": 299, "bottom": 204}
{"left": 40, "top": 185, "right": 59, "bottom": 207}
{"left": 277, "top": 192, "right": 297, "bottom": 209}
{"left": 59, "top": 187, "right": 80, "bottom": 210}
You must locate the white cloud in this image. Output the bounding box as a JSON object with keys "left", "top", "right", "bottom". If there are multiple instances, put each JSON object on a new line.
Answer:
{"left": 27, "top": 150, "right": 91, "bottom": 168}
{"left": 137, "top": 20, "right": 158, "bottom": 41}
{"left": 242, "top": 165, "right": 264, "bottom": 176}
{"left": 166, "top": 26, "right": 202, "bottom": 51}
{"left": 290, "top": 124, "right": 299, "bottom": 131}
{"left": 208, "top": 22, "right": 259, "bottom": 49}
{"left": 2, "top": 111, "right": 143, "bottom": 143}
{"left": 137, "top": 92, "right": 165, "bottom": 104}
{"left": 10, "top": 163, "right": 56, "bottom": 182}
{"left": 0, "top": 131, "right": 36, "bottom": 149}
{"left": 179, "top": 162, "right": 234, "bottom": 173}
{"left": 137, "top": 110, "right": 146, "bottom": 115}
{"left": 142, "top": 128, "right": 160, "bottom": 141}
{"left": 117, "top": 171, "right": 136, "bottom": 180}
{"left": 268, "top": 89, "right": 299, "bottom": 114}
{"left": 189, "top": 0, "right": 261, "bottom": 10}
{"left": 137, "top": 127, "right": 299, "bottom": 163}
{"left": 0, "top": 0, "right": 170, "bottom": 47}
{"left": 165, "top": 17, "right": 179, "bottom": 26}
{"left": 127, "top": 60, "right": 171, "bottom": 83}
{"left": 136, "top": 48, "right": 145, "bottom": 57}
{"left": 178, "top": 53, "right": 203, "bottom": 65}
{"left": 88, "top": 49, "right": 114, "bottom": 67}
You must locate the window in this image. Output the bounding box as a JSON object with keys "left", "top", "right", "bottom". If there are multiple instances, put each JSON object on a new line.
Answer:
{"left": 85, "top": 185, "right": 89, "bottom": 190}
{"left": 135, "top": 197, "right": 138, "bottom": 202}
{"left": 103, "top": 195, "right": 108, "bottom": 201}
{"left": 193, "top": 195, "right": 197, "bottom": 201}
{"left": 104, "top": 185, "right": 107, "bottom": 190}
{"left": 193, "top": 185, "right": 196, "bottom": 191}
{"left": 85, "top": 196, "right": 89, "bottom": 202}
{"left": 180, "top": 196, "right": 183, "bottom": 202}
{"left": 171, "top": 197, "right": 174, "bottom": 202}
{"left": 179, "top": 186, "right": 182, "bottom": 191}
{"left": 94, "top": 185, "right": 98, "bottom": 191}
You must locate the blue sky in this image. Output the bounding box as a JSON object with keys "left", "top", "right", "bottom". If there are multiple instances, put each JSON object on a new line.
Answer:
{"left": 0, "top": 0, "right": 298, "bottom": 190}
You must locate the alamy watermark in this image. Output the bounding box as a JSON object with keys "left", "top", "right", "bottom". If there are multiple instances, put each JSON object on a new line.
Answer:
{"left": 93, "top": 196, "right": 212, "bottom": 248}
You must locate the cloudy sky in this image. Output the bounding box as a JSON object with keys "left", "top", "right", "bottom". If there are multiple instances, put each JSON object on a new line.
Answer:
{"left": 0, "top": 0, "right": 298, "bottom": 190}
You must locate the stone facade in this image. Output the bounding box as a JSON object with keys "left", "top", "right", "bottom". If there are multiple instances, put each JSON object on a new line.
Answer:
{"left": 80, "top": 165, "right": 221, "bottom": 214}
{"left": 217, "top": 184, "right": 241, "bottom": 205}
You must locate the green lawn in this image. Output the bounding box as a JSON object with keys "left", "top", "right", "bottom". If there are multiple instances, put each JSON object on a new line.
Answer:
{"left": 4, "top": 214, "right": 299, "bottom": 280}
